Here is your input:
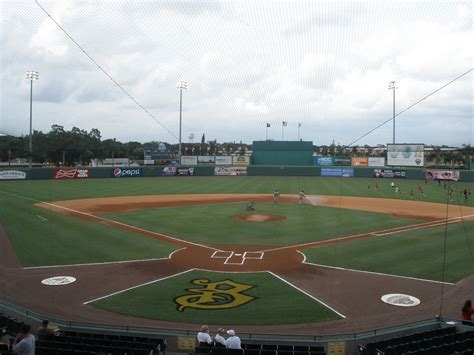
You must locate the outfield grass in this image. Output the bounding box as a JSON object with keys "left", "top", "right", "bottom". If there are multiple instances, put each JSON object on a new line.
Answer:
{"left": 303, "top": 221, "right": 474, "bottom": 283}
{"left": 101, "top": 202, "right": 419, "bottom": 247}
{"left": 90, "top": 270, "right": 341, "bottom": 325}
{"left": 0, "top": 194, "right": 178, "bottom": 267}
{"left": 1, "top": 176, "right": 472, "bottom": 206}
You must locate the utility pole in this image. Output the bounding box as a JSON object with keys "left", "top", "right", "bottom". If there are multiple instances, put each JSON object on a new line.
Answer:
{"left": 26, "top": 71, "right": 39, "bottom": 168}
{"left": 177, "top": 81, "right": 188, "bottom": 164}
{"left": 388, "top": 81, "right": 398, "bottom": 144}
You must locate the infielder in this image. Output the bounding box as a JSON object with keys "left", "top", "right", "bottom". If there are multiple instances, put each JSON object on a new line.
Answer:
{"left": 273, "top": 189, "right": 280, "bottom": 204}
{"left": 298, "top": 190, "right": 305, "bottom": 205}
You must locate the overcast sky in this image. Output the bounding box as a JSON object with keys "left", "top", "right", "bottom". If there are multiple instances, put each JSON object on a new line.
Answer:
{"left": 0, "top": 1, "right": 472, "bottom": 146}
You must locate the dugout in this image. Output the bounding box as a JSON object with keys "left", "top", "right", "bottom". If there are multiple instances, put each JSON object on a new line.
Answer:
{"left": 252, "top": 141, "right": 313, "bottom": 166}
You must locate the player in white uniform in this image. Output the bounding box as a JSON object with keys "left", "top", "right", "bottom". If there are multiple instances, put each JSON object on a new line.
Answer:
{"left": 273, "top": 189, "right": 280, "bottom": 204}
{"left": 298, "top": 190, "right": 305, "bottom": 205}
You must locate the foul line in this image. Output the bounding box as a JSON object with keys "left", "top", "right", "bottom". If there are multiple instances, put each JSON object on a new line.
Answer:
{"left": 36, "top": 215, "right": 48, "bottom": 222}
{"left": 259, "top": 215, "right": 474, "bottom": 253}
{"left": 268, "top": 271, "right": 346, "bottom": 319}
{"left": 303, "top": 261, "right": 455, "bottom": 285}
{"left": 23, "top": 257, "right": 170, "bottom": 270}
{"left": 83, "top": 269, "right": 195, "bottom": 305}
{"left": 0, "top": 191, "right": 221, "bottom": 253}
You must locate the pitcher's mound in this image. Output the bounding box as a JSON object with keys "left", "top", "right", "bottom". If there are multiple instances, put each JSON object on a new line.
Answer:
{"left": 232, "top": 214, "right": 286, "bottom": 222}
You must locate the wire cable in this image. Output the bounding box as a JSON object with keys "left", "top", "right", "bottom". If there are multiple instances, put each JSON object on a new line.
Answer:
{"left": 347, "top": 68, "right": 473, "bottom": 147}
{"left": 32, "top": 0, "right": 179, "bottom": 141}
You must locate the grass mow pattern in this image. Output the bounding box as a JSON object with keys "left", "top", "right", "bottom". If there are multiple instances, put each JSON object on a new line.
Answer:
{"left": 303, "top": 220, "right": 474, "bottom": 283}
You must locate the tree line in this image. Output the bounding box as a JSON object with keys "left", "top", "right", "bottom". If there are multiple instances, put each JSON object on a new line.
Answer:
{"left": 1, "top": 125, "right": 472, "bottom": 167}
{"left": 0, "top": 126, "right": 251, "bottom": 166}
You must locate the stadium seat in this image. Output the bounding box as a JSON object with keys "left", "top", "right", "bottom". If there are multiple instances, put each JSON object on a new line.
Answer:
{"left": 262, "top": 345, "right": 278, "bottom": 350}
{"left": 195, "top": 346, "right": 211, "bottom": 354}
{"left": 211, "top": 347, "right": 228, "bottom": 355}
{"left": 294, "top": 346, "right": 309, "bottom": 352}
{"left": 244, "top": 344, "right": 262, "bottom": 350}
{"left": 245, "top": 349, "right": 261, "bottom": 355}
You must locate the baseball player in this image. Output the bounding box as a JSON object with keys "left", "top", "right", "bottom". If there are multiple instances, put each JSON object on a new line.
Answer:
{"left": 298, "top": 190, "right": 305, "bottom": 205}
{"left": 273, "top": 189, "right": 280, "bottom": 204}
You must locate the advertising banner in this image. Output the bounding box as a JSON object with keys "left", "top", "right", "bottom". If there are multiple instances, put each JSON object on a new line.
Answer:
{"left": 112, "top": 168, "right": 143, "bottom": 178}
{"left": 232, "top": 156, "right": 250, "bottom": 166}
{"left": 387, "top": 144, "right": 424, "bottom": 167}
{"left": 177, "top": 168, "right": 195, "bottom": 176}
{"left": 0, "top": 170, "right": 26, "bottom": 180}
{"left": 180, "top": 156, "right": 198, "bottom": 166}
{"left": 314, "top": 157, "right": 334, "bottom": 166}
{"left": 373, "top": 169, "right": 406, "bottom": 179}
{"left": 333, "top": 156, "right": 352, "bottom": 166}
{"left": 321, "top": 168, "right": 354, "bottom": 177}
{"left": 162, "top": 167, "right": 177, "bottom": 176}
{"left": 54, "top": 168, "right": 90, "bottom": 179}
{"left": 215, "top": 156, "right": 232, "bottom": 165}
{"left": 425, "top": 170, "right": 460, "bottom": 181}
{"left": 368, "top": 157, "right": 385, "bottom": 167}
{"left": 155, "top": 159, "right": 179, "bottom": 166}
{"left": 351, "top": 157, "right": 368, "bottom": 167}
{"left": 198, "top": 156, "right": 215, "bottom": 164}
{"left": 214, "top": 166, "right": 248, "bottom": 176}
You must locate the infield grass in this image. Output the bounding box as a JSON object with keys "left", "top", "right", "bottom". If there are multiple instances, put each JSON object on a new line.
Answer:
{"left": 90, "top": 270, "right": 341, "bottom": 325}
{"left": 101, "top": 202, "right": 419, "bottom": 247}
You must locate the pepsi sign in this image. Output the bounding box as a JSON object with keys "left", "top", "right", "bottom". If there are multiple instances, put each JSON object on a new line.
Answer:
{"left": 112, "top": 168, "right": 143, "bottom": 178}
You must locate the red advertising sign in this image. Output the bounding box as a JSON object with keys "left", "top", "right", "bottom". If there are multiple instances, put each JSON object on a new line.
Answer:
{"left": 54, "top": 168, "right": 90, "bottom": 179}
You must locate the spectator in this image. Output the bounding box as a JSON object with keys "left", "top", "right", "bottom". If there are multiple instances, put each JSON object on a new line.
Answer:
{"left": 462, "top": 300, "right": 474, "bottom": 326}
{"left": 214, "top": 328, "right": 227, "bottom": 348}
{"left": 197, "top": 325, "right": 213, "bottom": 347}
{"left": 35, "top": 320, "right": 56, "bottom": 340}
{"left": 12, "top": 324, "right": 35, "bottom": 355}
{"left": 226, "top": 329, "right": 241, "bottom": 349}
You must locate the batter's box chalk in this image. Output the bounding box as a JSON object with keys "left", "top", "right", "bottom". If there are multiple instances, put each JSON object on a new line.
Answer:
{"left": 243, "top": 251, "right": 264, "bottom": 259}
{"left": 211, "top": 250, "right": 233, "bottom": 258}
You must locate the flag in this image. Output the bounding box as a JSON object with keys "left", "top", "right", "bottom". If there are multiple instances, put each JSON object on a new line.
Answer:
{"left": 266, "top": 123, "right": 271, "bottom": 128}
{"left": 282, "top": 121, "right": 287, "bottom": 126}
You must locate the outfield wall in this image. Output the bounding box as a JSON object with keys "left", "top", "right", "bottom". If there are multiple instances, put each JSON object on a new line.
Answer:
{"left": 1, "top": 166, "right": 474, "bottom": 182}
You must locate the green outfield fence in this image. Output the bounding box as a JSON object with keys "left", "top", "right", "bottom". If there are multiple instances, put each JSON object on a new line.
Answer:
{"left": 1, "top": 165, "right": 474, "bottom": 181}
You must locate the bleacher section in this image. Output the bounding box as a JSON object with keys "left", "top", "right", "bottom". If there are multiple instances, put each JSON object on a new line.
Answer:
{"left": 358, "top": 327, "right": 474, "bottom": 355}
{"left": 194, "top": 343, "right": 326, "bottom": 355}
{"left": 0, "top": 313, "right": 24, "bottom": 336}
{"left": 35, "top": 330, "right": 167, "bottom": 355}
{"left": 0, "top": 319, "right": 167, "bottom": 355}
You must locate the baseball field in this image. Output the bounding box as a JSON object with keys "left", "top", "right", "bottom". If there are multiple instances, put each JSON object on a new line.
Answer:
{"left": 1, "top": 176, "right": 473, "bottom": 333}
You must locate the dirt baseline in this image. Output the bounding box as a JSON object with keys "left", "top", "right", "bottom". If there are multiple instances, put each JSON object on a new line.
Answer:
{"left": 36, "top": 193, "right": 474, "bottom": 220}
{"left": 232, "top": 214, "right": 287, "bottom": 222}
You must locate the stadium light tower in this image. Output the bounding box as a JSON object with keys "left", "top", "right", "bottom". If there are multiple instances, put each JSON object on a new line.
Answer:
{"left": 177, "top": 81, "right": 188, "bottom": 164}
{"left": 388, "top": 81, "right": 397, "bottom": 144}
{"left": 26, "top": 70, "right": 39, "bottom": 169}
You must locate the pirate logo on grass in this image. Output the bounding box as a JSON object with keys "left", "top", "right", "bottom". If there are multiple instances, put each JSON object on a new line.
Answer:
{"left": 174, "top": 279, "right": 256, "bottom": 311}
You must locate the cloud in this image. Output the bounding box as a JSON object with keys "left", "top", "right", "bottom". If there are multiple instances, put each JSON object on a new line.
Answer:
{"left": 0, "top": 1, "right": 472, "bottom": 146}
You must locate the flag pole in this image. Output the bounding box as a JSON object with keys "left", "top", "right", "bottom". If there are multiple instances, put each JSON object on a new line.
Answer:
{"left": 266, "top": 123, "right": 268, "bottom": 140}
